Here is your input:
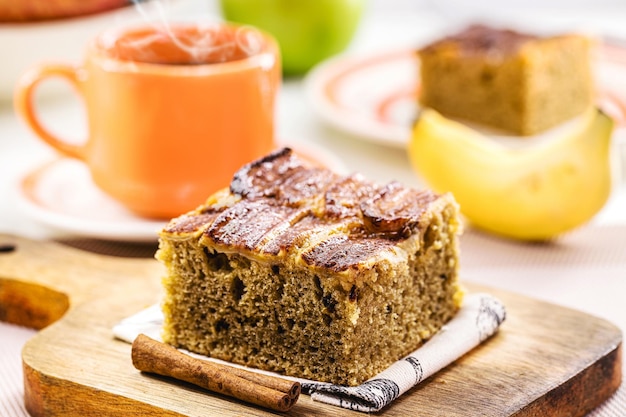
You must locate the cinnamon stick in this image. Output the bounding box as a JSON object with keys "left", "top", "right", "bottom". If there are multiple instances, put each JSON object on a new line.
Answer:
{"left": 131, "top": 334, "right": 300, "bottom": 412}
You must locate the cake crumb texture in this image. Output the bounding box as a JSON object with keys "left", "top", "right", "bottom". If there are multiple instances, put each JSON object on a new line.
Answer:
{"left": 158, "top": 148, "right": 463, "bottom": 386}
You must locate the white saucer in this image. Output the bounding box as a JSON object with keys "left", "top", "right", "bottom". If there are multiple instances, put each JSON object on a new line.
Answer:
{"left": 17, "top": 158, "right": 166, "bottom": 242}
{"left": 15, "top": 143, "right": 347, "bottom": 242}
{"left": 305, "top": 44, "right": 626, "bottom": 148}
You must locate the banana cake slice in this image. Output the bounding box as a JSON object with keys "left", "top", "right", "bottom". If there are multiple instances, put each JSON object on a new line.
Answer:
{"left": 418, "top": 24, "right": 593, "bottom": 135}
{"left": 157, "top": 148, "right": 463, "bottom": 386}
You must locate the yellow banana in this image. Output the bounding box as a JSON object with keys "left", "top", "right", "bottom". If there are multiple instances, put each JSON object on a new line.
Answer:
{"left": 408, "top": 107, "right": 614, "bottom": 241}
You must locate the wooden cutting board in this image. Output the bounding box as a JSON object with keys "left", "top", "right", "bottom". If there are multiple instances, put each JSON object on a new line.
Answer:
{"left": 0, "top": 233, "right": 621, "bottom": 417}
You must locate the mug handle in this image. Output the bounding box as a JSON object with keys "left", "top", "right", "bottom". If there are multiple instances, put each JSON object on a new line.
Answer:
{"left": 14, "top": 64, "right": 87, "bottom": 160}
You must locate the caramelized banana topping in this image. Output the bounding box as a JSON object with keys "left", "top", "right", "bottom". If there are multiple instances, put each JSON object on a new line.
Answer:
{"left": 166, "top": 148, "right": 448, "bottom": 272}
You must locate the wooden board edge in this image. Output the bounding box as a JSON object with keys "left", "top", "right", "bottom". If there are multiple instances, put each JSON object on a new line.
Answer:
{"left": 22, "top": 362, "right": 185, "bottom": 417}
{"left": 512, "top": 342, "right": 622, "bottom": 417}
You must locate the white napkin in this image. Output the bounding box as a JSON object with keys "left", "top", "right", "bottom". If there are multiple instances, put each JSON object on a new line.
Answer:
{"left": 113, "top": 292, "right": 506, "bottom": 413}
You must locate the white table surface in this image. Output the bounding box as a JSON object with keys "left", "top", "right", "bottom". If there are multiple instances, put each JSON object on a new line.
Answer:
{"left": 1, "top": 1, "right": 626, "bottom": 416}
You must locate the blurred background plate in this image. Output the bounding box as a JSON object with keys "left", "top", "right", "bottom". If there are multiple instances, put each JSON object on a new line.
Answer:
{"left": 305, "top": 44, "right": 626, "bottom": 149}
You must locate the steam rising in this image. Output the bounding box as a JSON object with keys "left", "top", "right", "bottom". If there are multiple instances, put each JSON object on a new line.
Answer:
{"left": 114, "top": 0, "right": 264, "bottom": 65}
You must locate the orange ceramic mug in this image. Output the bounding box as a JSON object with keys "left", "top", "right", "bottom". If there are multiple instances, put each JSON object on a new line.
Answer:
{"left": 15, "top": 22, "right": 281, "bottom": 219}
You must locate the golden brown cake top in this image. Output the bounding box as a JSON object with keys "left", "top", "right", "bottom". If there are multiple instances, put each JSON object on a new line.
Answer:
{"left": 161, "top": 148, "right": 457, "bottom": 277}
{"left": 419, "top": 24, "right": 539, "bottom": 58}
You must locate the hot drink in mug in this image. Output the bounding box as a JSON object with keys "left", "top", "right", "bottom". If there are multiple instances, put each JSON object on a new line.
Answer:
{"left": 15, "top": 22, "right": 281, "bottom": 219}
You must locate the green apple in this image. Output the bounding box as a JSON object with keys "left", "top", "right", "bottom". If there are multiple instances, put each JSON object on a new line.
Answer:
{"left": 219, "top": 0, "right": 366, "bottom": 75}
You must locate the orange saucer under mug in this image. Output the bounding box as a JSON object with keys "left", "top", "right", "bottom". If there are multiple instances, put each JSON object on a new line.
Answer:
{"left": 15, "top": 22, "right": 281, "bottom": 219}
